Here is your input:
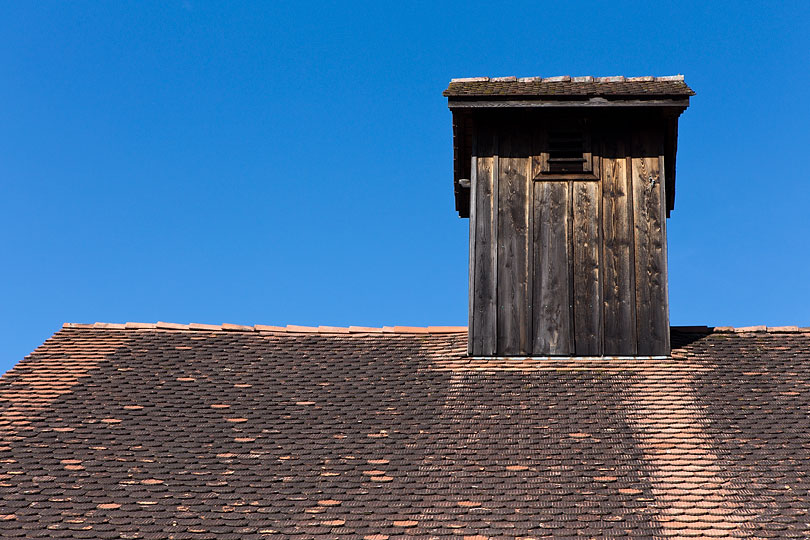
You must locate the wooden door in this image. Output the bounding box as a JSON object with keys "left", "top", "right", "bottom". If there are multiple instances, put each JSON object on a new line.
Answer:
{"left": 531, "top": 178, "right": 601, "bottom": 356}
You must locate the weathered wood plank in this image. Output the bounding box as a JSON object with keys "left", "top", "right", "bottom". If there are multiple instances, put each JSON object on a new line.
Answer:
{"left": 532, "top": 181, "right": 571, "bottom": 355}
{"left": 572, "top": 180, "right": 602, "bottom": 355}
{"left": 632, "top": 129, "right": 669, "bottom": 355}
{"left": 526, "top": 134, "right": 534, "bottom": 358}
{"left": 601, "top": 136, "right": 637, "bottom": 354}
{"left": 567, "top": 180, "right": 575, "bottom": 354}
{"left": 497, "top": 125, "right": 530, "bottom": 355}
{"left": 471, "top": 125, "right": 497, "bottom": 356}
{"left": 467, "top": 130, "right": 477, "bottom": 356}
{"left": 659, "top": 146, "right": 671, "bottom": 354}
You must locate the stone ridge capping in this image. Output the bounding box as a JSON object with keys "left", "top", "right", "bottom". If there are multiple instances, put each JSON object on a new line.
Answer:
{"left": 449, "top": 75, "right": 685, "bottom": 83}
{"left": 62, "top": 322, "right": 810, "bottom": 334}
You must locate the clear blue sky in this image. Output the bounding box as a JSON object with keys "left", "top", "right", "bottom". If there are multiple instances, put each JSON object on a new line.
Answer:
{"left": 2, "top": 1, "right": 809, "bottom": 373}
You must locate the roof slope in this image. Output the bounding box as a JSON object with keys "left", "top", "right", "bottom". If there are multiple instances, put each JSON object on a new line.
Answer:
{"left": 2, "top": 325, "right": 810, "bottom": 538}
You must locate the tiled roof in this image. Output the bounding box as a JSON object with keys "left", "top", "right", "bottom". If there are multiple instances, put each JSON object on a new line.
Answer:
{"left": 443, "top": 75, "right": 695, "bottom": 98}
{"left": 2, "top": 324, "right": 810, "bottom": 538}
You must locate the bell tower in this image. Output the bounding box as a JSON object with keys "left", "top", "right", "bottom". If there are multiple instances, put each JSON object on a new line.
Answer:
{"left": 444, "top": 75, "right": 693, "bottom": 357}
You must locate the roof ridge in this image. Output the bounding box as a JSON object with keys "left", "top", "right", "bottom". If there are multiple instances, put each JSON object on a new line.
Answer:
{"left": 449, "top": 74, "right": 685, "bottom": 83}
{"left": 671, "top": 325, "right": 810, "bottom": 334}
{"left": 62, "top": 322, "right": 468, "bottom": 335}
{"left": 62, "top": 322, "right": 810, "bottom": 335}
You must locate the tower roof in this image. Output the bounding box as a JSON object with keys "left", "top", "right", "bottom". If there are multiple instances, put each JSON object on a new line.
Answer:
{"left": 444, "top": 75, "right": 695, "bottom": 100}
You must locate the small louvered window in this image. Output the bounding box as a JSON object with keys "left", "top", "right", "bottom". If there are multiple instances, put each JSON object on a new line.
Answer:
{"left": 547, "top": 130, "right": 586, "bottom": 173}
{"left": 535, "top": 122, "right": 595, "bottom": 180}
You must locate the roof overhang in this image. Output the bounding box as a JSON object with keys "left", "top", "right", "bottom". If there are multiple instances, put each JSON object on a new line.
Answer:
{"left": 446, "top": 76, "right": 693, "bottom": 218}
{"left": 448, "top": 99, "right": 690, "bottom": 218}
{"left": 447, "top": 97, "right": 691, "bottom": 109}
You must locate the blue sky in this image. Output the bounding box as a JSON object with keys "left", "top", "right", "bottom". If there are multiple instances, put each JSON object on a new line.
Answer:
{"left": 2, "top": 1, "right": 809, "bottom": 373}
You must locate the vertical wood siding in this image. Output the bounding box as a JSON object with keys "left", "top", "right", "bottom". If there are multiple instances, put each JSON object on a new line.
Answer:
{"left": 471, "top": 126, "right": 497, "bottom": 356}
{"left": 632, "top": 129, "right": 669, "bottom": 355}
{"left": 496, "top": 126, "right": 530, "bottom": 355}
{"left": 572, "top": 180, "right": 602, "bottom": 355}
{"left": 601, "top": 137, "right": 637, "bottom": 354}
{"left": 531, "top": 181, "right": 571, "bottom": 355}
{"left": 468, "top": 120, "right": 670, "bottom": 357}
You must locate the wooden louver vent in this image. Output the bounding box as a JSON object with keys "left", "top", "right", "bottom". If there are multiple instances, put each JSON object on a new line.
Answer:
{"left": 547, "top": 130, "right": 586, "bottom": 173}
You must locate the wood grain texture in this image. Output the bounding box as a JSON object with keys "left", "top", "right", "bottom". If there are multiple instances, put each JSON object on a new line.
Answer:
{"left": 532, "top": 181, "right": 571, "bottom": 355}
{"left": 658, "top": 140, "right": 671, "bottom": 355}
{"left": 496, "top": 126, "right": 530, "bottom": 355}
{"left": 467, "top": 131, "right": 477, "bottom": 356}
{"left": 471, "top": 126, "right": 497, "bottom": 356}
{"left": 632, "top": 129, "right": 669, "bottom": 355}
{"left": 601, "top": 137, "right": 637, "bottom": 354}
{"left": 566, "top": 180, "right": 576, "bottom": 354}
{"left": 572, "top": 180, "right": 602, "bottom": 355}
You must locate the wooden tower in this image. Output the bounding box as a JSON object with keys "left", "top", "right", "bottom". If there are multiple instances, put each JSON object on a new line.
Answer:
{"left": 444, "top": 75, "right": 694, "bottom": 357}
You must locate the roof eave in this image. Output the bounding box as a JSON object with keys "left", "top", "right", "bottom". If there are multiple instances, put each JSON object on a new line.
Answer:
{"left": 447, "top": 96, "right": 691, "bottom": 109}
{"left": 448, "top": 99, "right": 689, "bottom": 218}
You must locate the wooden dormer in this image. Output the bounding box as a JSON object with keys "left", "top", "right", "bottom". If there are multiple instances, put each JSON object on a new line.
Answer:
{"left": 444, "top": 75, "right": 694, "bottom": 357}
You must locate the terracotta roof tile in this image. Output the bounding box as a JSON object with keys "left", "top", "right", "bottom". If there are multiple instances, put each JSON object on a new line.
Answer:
{"left": 285, "top": 324, "right": 320, "bottom": 332}
{"left": 348, "top": 326, "right": 384, "bottom": 333}
{"left": 391, "top": 326, "right": 430, "bottom": 334}
{"left": 187, "top": 322, "right": 221, "bottom": 331}
{"left": 253, "top": 323, "right": 287, "bottom": 332}
{"left": 733, "top": 325, "right": 767, "bottom": 332}
{"left": 220, "top": 322, "right": 254, "bottom": 331}
{"left": 2, "top": 325, "right": 809, "bottom": 537}
{"left": 155, "top": 321, "right": 188, "bottom": 330}
{"left": 427, "top": 326, "right": 468, "bottom": 333}
{"left": 124, "top": 322, "right": 156, "bottom": 329}
{"left": 317, "top": 325, "right": 351, "bottom": 334}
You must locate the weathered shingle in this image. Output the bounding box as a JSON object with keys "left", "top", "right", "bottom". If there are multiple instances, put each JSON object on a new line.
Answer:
{"left": 1, "top": 324, "right": 809, "bottom": 538}
{"left": 443, "top": 75, "right": 695, "bottom": 99}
